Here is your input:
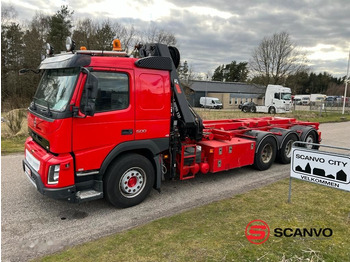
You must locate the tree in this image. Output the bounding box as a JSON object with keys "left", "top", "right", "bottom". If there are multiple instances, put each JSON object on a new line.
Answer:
{"left": 249, "top": 32, "right": 308, "bottom": 86}
{"left": 143, "top": 26, "right": 177, "bottom": 46}
{"left": 47, "top": 5, "right": 74, "bottom": 52}
{"left": 1, "top": 22, "right": 24, "bottom": 105}
{"left": 94, "top": 20, "right": 116, "bottom": 50}
{"left": 212, "top": 61, "right": 249, "bottom": 82}
{"left": 72, "top": 18, "right": 96, "bottom": 50}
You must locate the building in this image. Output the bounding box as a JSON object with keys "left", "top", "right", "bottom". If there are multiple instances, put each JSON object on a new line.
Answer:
{"left": 183, "top": 80, "right": 266, "bottom": 109}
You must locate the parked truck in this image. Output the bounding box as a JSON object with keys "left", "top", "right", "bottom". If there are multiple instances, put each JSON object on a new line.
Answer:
{"left": 254, "top": 85, "right": 292, "bottom": 114}
{"left": 22, "top": 38, "right": 321, "bottom": 207}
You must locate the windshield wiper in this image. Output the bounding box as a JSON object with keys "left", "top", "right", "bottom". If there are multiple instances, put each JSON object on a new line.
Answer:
{"left": 46, "top": 101, "right": 52, "bottom": 117}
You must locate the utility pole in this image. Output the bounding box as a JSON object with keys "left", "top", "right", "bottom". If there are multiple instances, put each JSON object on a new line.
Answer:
{"left": 342, "top": 49, "right": 350, "bottom": 115}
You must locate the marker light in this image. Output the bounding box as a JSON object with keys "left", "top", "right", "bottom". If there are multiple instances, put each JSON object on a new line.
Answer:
{"left": 112, "top": 39, "right": 122, "bottom": 51}
{"left": 80, "top": 46, "right": 87, "bottom": 50}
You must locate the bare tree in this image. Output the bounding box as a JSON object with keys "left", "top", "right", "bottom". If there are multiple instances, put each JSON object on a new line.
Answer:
{"left": 143, "top": 26, "right": 177, "bottom": 46}
{"left": 249, "top": 32, "right": 308, "bottom": 86}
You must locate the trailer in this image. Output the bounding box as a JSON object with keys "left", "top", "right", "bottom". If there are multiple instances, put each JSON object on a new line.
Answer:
{"left": 22, "top": 38, "right": 321, "bottom": 207}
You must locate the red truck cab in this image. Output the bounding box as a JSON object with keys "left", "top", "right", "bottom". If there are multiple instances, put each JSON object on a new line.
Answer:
{"left": 24, "top": 44, "right": 174, "bottom": 207}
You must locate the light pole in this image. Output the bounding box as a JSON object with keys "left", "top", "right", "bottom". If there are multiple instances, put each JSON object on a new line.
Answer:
{"left": 342, "top": 49, "right": 350, "bottom": 115}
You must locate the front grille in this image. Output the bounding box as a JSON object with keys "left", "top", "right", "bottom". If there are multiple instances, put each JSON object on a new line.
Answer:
{"left": 29, "top": 128, "right": 50, "bottom": 151}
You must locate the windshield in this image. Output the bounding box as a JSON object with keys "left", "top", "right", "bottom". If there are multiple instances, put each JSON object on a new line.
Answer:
{"left": 34, "top": 68, "right": 79, "bottom": 112}
{"left": 281, "top": 93, "right": 291, "bottom": 100}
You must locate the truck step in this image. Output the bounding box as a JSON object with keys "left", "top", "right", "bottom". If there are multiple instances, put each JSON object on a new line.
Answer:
{"left": 76, "top": 190, "right": 103, "bottom": 201}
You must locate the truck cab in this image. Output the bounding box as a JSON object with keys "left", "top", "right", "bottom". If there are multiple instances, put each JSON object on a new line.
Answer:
{"left": 23, "top": 41, "right": 176, "bottom": 207}
{"left": 255, "top": 85, "right": 292, "bottom": 114}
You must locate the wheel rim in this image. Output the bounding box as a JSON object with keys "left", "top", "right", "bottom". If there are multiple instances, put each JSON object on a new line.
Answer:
{"left": 305, "top": 134, "right": 314, "bottom": 149}
{"left": 119, "top": 167, "right": 146, "bottom": 198}
{"left": 284, "top": 139, "right": 294, "bottom": 158}
{"left": 261, "top": 144, "right": 273, "bottom": 164}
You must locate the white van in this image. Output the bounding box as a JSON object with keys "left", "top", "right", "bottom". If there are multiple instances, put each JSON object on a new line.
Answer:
{"left": 199, "top": 97, "right": 223, "bottom": 109}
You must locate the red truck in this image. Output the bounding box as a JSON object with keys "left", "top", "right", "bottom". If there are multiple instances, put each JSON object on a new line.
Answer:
{"left": 23, "top": 38, "right": 321, "bottom": 207}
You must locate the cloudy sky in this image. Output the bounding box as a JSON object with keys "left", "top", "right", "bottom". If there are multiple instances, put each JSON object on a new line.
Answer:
{"left": 2, "top": 0, "right": 350, "bottom": 78}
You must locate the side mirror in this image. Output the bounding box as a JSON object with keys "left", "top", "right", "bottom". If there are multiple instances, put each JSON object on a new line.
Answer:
{"left": 79, "top": 72, "right": 98, "bottom": 117}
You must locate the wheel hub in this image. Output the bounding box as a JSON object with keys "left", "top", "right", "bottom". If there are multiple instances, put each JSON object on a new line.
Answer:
{"left": 261, "top": 144, "right": 273, "bottom": 164}
{"left": 119, "top": 168, "right": 146, "bottom": 198}
{"left": 285, "top": 140, "right": 293, "bottom": 158}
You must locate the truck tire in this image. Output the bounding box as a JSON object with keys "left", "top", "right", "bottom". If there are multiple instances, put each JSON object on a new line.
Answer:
{"left": 250, "top": 106, "right": 256, "bottom": 113}
{"left": 242, "top": 106, "right": 248, "bottom": 113}
{"left": 253, "top": 136, "right": 277, "bottom": 170}
{"left": 304, "top": 130, "right": 319, "bottom": 150}
{"left": 277, "top": 133, "right": 298, "bottom": 164}
{"left": 268, "top": 107, "right": 276, "bottom": 114}
{"left": 104, "top": 154, "right": 154, "bottom": 208}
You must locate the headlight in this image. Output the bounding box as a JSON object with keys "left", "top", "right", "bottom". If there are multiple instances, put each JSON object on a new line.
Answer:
{"left": 48, "top": 165, "right": 60, "bottom": 184}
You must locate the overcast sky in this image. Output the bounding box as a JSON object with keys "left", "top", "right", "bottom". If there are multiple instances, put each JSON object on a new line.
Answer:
{"left": 2, "top": 0, "right": 350, "bottom": 78}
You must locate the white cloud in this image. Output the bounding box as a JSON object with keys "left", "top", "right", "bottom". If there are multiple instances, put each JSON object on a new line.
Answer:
{"left": 184, "top": 6, "right": 234, "bottom": 19}
{"left": 304, "top": 44, "right": 348, "bottom": 61}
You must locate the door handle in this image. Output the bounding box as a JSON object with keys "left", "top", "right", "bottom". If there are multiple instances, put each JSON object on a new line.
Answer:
{"left": 121, "top": 129, "right": 133, "bottom": 135}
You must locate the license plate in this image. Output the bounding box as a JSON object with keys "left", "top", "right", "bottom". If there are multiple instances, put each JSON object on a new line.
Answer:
{"left": 24, "top": 164, "right": 37, "bottom": 188}
{"left": 24, "top": 164, "right": 31, "bottom": 176}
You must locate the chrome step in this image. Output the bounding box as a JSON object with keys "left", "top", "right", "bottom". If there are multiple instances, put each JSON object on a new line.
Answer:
{"left": 76, "top": 190, "right": 103, "bottom": 201}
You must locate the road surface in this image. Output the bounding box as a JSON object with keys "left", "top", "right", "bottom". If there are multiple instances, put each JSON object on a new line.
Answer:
{"left": 1, "top": 121, "right": 349, "bottom": 261}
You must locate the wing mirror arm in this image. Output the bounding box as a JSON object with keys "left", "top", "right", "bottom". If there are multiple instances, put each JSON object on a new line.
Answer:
{"left": 74, "top": 68, "right": 98, "bottom": 118}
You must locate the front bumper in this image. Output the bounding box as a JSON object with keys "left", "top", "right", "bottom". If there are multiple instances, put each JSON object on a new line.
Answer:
{"left": 23, "top": 159, "right": 76, "bottom": 202}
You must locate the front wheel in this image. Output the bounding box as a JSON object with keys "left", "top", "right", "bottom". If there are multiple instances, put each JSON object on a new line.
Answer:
{"left": 268, "top": 107, "right": 276, "bottom": 114}
{"left": 242, "top": 107, "right": 248, "bottom": 113}
{"left": 253, "top": 136, "right": 277, "bottom": 170}
{"left": 104, "top": 154, "right": 154, "bottom": 208}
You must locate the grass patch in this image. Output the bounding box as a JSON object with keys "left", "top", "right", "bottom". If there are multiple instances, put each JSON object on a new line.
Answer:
{"left": 36, "top": 179, "right": 350, "bottom": 262}
{"left": 1, "top": 109, "right": 28, "bottom": 155}
{"left": 1, "top": 135, "right": 27, "bottom": 155}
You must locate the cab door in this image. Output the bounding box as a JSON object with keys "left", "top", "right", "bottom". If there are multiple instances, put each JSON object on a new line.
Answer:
{"left": 72, "top": 69, "right": 134, "bottom": 173}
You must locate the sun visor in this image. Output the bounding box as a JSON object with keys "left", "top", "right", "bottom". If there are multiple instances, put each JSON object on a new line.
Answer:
{"left": 38, "top": 54, "right": 91, "bottom": 70}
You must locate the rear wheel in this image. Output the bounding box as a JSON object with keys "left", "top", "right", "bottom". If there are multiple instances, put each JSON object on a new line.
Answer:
{"left": 304, "top": 131, "right": 319, "bottom": 149}
{"left": 277, "top": 133, "right": 299, "bottom": 164}
{"left": 242, "top": 106, "right": 248, "bottom": 113}
{"left": 250, "top": 106, "right": 256, "bottom": 113}
{"left": 253, "top": 136, "right": 277, "bottom": 170}
{"left": 104, "top": 154, "right": 154, "bottom": 208}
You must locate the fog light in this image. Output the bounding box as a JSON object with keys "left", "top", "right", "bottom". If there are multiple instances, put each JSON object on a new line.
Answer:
{"left": 48, "top": 165, "right": 60, "bottom": 184}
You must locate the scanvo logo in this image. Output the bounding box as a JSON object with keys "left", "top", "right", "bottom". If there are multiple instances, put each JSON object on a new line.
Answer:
{"left": 245, "top": 220, "right": 333, "bottom": 244}
{"left": 245, "top": 220, "right": 270, "bottom": 245}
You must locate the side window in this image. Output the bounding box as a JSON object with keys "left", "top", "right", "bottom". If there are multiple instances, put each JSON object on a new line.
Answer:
{"left": 93, "top": 71, "right": 129, "bottom": 112}
{"left": 274, "top": 93, "right": 280, "bottom": 99}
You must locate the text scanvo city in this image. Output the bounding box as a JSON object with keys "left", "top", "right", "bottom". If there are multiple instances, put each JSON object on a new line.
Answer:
{"left": 295, "top": 154, "right": 347, "bottom": 167}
